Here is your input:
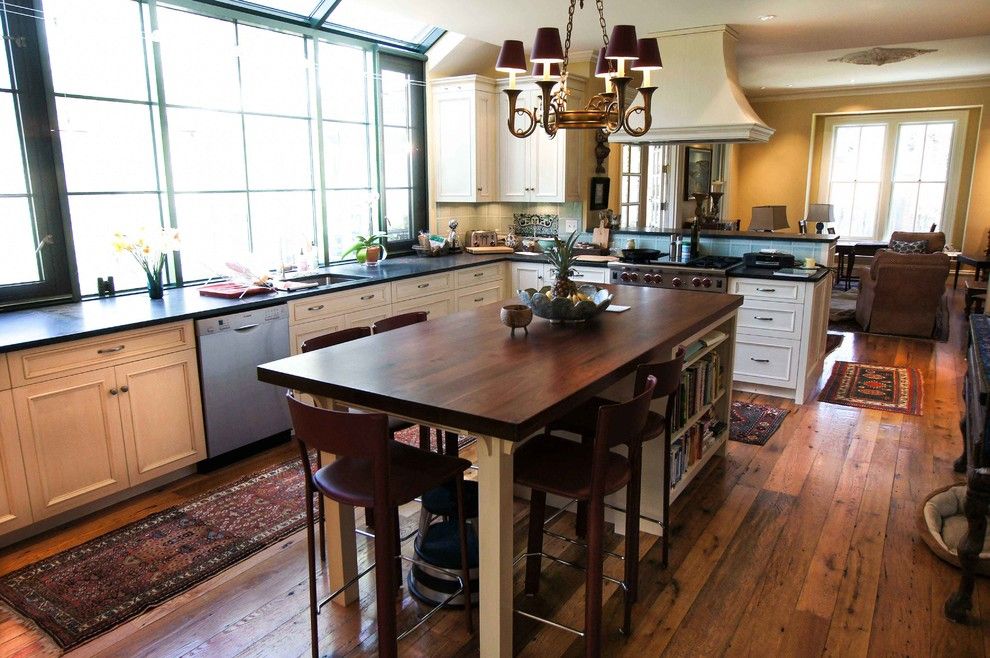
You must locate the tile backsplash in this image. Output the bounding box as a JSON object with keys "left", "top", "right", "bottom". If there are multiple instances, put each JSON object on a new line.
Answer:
{"left": 434, "top": 201, "right": 582, "bottom": 241}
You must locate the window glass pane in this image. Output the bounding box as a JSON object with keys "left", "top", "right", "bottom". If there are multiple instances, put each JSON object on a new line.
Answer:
{"left": 157, "top": 7, "right": 240, "bottom": 111}
{"left": 326, "top": 0, "right": 435, "bottom": 44}
{"left": 249, "top": 191, "right": 316, "bottom": 270}
{"left": 620, "top": 180, "right": 629, "bottom": 205}
{"left": 167, "top": 108, "right": 246, "bottom": 191}
{"left": 628, "top": 176, "right": 640, "bottom": 204}
{"left": 325, "top": 189, "right": 377, "bottom": 259}
{"left": 0, "top": 94, "right": 26, "bottom": 194}
{"left": 856, "top": 125, "right": 885, "bottom": 181}
{"left": 173, "top": 192, "right": 250, "bottom": 280}
{"left": 625, "top": 205, "right": 639, "bottom": 227}
{"left": 384, "top": 188, "right": 410, "bottom": 241}
{"left": 917, "top": 182, "right": 946, "bottom": 230}
{"left": 829, "top": 182, "right": 855, "bottom": 236}
{"left": 381, "top": 70, "right": 409, "bottom": 127}
{"left": 0, "top": 197, "right": 40, "bottom": 285}
{"left": 383, "top": 126, "right": 410, "bottom": 188}
{"left": 850, "top": 182, "right": 880, "bottom": 238}
{"left": 319, "top": 44, "right": 368, "bottom": 123}
{"left": 68, "top": 193, "right": 164, "bottom": 295}
{"left": 45, "top": 0, "right": 149, "bottom": 101}
{"left": 0, "top": 25, "right": 9, "bottom": 90}
{"left": 57, "top": 97, "right": 160, "bottom": 192}
{"left": 887, "top": 182, "right": 918, "bottom": 234}
{"left": 830, "top": 126, "right": 860, "bottom": 181}
{"left": 893, "top": 123, "right": 925, "bottom": 182}
{"left": 324, "top": 122, "right": 373, "bottom": 188}
{"left": 237, "top": 24, "right": 310, "bottom": 117}
{"left": 629, "top": 146, "right": 640, "bottom": 174}
{"left": 244, "top": 115, "right": 313, "bottom": 190}
{"left": 921, "top": 123, "right": 953, "bottom": 182}
{"left": 249, "top": 0, "right": 315, "bottom": 16}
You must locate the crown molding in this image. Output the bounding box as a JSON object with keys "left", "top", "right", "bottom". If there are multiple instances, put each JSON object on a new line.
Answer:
{"left": 747, "top": 74, "right": 990, "bottom": 102}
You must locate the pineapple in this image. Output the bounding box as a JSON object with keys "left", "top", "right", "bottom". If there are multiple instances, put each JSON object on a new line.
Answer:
{"left": 546, "top": 231, "right": 581, "bottom": 299}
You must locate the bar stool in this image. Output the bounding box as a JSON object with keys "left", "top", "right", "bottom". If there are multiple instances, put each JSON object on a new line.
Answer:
{"left": 547, "top": 358, "right": 682, "bottom": 567}
{"left": 514, "top": 375, "right": 657, "bottom": 656}
{"left": 287, "top": 394, "right": 473, "bottom": 658}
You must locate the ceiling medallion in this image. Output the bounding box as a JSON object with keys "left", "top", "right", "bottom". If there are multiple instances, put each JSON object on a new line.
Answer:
{"left": 828, "top": 47, "right": 937, "bottom": 67}
{"left": 494, "top": 0, "right": 661, "bottom": 139}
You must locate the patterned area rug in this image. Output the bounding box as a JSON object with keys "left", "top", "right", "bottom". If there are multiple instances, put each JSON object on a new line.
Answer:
{"left": 730, "top": 401, "right": 790, "bottom": 446}
{"left": 393, "top": 425, "right": 476, "bottom": 451}
{"left": 0, "top": 457, "right": 310, "bottom": 650}
{"left": 819, "top": 361, "right": 923, "bottom": 415}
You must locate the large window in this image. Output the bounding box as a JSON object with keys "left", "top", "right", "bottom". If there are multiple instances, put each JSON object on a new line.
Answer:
{"left": 820, "top": 110, "right": 968, "bottom": 241}
{"left": 0, "top": 0, "right": 427, "bottom": 305}
{"left": 618, "top": 143, "right": 672, "bottom": 231}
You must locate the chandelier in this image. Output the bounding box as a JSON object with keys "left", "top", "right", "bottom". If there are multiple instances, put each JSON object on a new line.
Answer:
{"left": 494, "top": 0, "right": 661, "bottom": 139}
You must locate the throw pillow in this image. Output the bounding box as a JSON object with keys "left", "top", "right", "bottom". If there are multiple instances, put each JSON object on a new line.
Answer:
{"left": 889, "top": 239, "right": 929, "bottom": 254}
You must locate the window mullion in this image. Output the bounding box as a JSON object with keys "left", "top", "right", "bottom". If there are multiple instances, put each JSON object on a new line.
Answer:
{"left": 371, "top": 45, "right": 385, "bottom": 234}
{"left": 876, "top": 119, "right": 898, "bottom": 239}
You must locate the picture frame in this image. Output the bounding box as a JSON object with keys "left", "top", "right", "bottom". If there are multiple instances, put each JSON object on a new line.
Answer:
{"left": 683, "top": 146, "right": 713, "bottom": 201}
{"left": 589, "top": 176, "right": 610, "bottom": 211}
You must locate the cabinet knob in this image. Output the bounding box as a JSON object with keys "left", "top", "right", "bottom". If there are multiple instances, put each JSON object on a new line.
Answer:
{"left": 109, "top": 388, "right": 118, "bottom": 396}
{"left": 120, "top": 385, "right": 129, "bottom": 393}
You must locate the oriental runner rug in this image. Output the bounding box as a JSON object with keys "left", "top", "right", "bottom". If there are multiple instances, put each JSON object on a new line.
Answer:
{"left": 0, "top": 456, "right": 311, "bottom": 650}
{"left": 818, "top": 361, "right": 923, "bottom": 415}
{"left": 729, "top": 401, "right": 790, "bottom": 446}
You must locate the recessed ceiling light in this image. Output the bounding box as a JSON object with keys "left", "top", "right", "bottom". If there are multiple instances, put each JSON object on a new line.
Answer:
{"left": 758, "top": 14, "right": 777, "bottom": 22}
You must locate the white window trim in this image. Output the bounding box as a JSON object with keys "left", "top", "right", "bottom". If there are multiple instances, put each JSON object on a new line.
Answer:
{"left": 818, "top": 109, "right": 969, "bottom": 242}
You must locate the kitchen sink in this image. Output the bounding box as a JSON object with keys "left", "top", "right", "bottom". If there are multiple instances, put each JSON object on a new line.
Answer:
{"left": 276, "top": 272, "right": 372, "bottom": 289}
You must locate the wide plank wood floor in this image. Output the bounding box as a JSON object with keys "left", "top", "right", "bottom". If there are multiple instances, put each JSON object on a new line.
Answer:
{"left": 1, "top": 282, "right": 985, "bottom": 657}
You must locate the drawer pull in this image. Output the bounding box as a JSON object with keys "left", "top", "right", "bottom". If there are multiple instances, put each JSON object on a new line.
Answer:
{"left": 756, "top": 288, "right": 776, "bottom": 293}
{"left": 474, "top": 272, "right": 484, "bottom": 277}
{"left": 360, "top": 294, "right": 375, "bottom": 300}
{"left": 474, "top": 297, "right": 484, "bottom": 302}
{"left": 750, "top": 357, "right": 770, "bottom": 363}
{"left": 417, "top": 283, "right": 430, "bottom": 288}
{"left": 753, "top": 316, "right": 774, "bottom": 321}
{"left": 307, "top": 304, "right": 325, "bottom": 312}
{"left": 572, "top": 272, "right": 585, "bottom": 277}
{"left": 109, "top": 388, "right": 118, "bottom": 396}
{"left": 120, "top": 385, "right": 129, "bottom": 393}
{"left": 97, "top": 345, "right": 125, "bottom": 355}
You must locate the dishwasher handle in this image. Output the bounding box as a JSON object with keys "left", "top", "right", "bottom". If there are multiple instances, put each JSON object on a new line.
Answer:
{"left": 233, "top": 323, "right": 260, "bottom": 332}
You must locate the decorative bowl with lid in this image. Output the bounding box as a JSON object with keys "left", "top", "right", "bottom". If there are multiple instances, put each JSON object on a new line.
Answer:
{"left": 517, "top": 284, "right": 613, "bottom": 323}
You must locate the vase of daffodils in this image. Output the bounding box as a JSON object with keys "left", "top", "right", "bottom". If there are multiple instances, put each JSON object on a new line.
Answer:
{"left": 112, "top": 228, "right": 180, "bottom": 300}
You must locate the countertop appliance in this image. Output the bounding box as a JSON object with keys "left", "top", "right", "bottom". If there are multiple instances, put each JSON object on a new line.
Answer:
{"left": 743, "top": 251, "right": 796, "bottom": 269}
{"left": 196, "top": 305, "right": 291, "bottom": 459}
{"left": 607, "top": 255, "right": 742, "bottom": 292}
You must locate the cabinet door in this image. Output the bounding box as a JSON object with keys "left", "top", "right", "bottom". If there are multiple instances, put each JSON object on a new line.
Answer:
{"left": 393, "top": 291, "right": 455, "bottom": 319}
{"left": 116, "top": 350, "right": 206, "bottom": 486}
{"left": 14, "top": 368, "right": 130, "bottom": 519}
{"left": 498, "top": 90, "right": 532, "bottom": 202}
{"left": 435, "top": 92, "right": 476, "bottom": 201}
{"left": 0, "top": 390, "right": 32, "bottom": 534}
{"left": 476, "top": 90, "right": 496, "bottom": 201}
{"left": 511, "top": 262, "right": 546, "bottom": 292}
{"left": 345, "top": 305, "right": 391, "bottom": 329}
{"left": 531, "top": 125, "right": 565, "bottom": 202}
{"left": 290, "top": 315, "right": 346, "bottom": 355}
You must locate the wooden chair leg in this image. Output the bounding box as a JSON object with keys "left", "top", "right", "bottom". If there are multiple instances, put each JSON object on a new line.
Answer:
{"left": 372, "top": 505, "right": 399, "bottom": 658}
{"left": 575, "top": 433, "right": 594, "bottom": 539}
{"left": 455, "top": 477, "right": 474, "bottom": 633}
{"left": 624, "top": 447, "right": 643, "bottom": 628}
{"left": 304, "top": 486, "right": 320, "bottom": 658}
{"left": 585, "top": 495, "right": 605, "bottom": 658}
{"left": 365, "top": 507, "right": 375, "bottom": 528}
{"left": 661, "top": 434, "right": 672, "bottom": 568}
{"left": 418, "top": 425, "right": 431, "bottom": 451}
{"left": 392, "top": 509, "right": 403, "bottom": 592}
{"left": 315, "top": 452, "right": 326, "bottom": 563}
{"left": 525, "top": 490, "right": 547, "bottom": 596}
{"left": 444, "top": 431, "right": 458, "bottom": 456}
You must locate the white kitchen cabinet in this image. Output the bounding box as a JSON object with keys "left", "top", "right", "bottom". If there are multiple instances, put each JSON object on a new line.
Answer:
{"left": 430, "top": 76, "right": 497, "bottom": 203}
{"left": 510, "top": 261, "right": 547, "bottom": 291}
{"left": 569, "top": 265, "right": 609, "bottom": 284}
{"left": 496, "top": 76, "right": 584, "bottom": 203}
{"left": 0, "top": 389, "right": 32, "bottom": 534}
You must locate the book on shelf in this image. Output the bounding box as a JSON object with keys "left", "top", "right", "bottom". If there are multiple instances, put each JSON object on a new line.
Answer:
{"left": 681, "top": 330, "right": 729, "bottom": 361}
{"left": 670, "top": 408, "right": 721, "bottom": 488}
{"left": 671, "top": 351, "right": 722, "bottom": 432}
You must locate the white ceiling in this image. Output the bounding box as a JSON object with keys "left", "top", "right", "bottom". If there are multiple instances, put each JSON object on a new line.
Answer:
{"left": 363, "top": 0, "right": 990, "bottom": 92}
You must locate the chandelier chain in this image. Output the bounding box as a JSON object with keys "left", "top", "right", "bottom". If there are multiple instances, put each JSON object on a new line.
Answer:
{"left": 596, "top": 0, "right": 609, "bottom": 48}
{"left": 561, "top": 0, "right": 576, "bottom": 79}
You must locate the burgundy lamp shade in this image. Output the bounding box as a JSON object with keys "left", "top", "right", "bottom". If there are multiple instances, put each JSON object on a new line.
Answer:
{"left": 631, "top": 37, "right": 662, "bottom": 70}
{"left": 495, "top": 40, "right": 527, "bottom": 72}
{"left": 532, "top": 61, "right": 562, "bottom": 77}
{"left": 605, "top": 25, "right": 639, "bottom": 60}
{"left": 594, "top": 48, "right": 614, "bottom": 78}
{"left": 531, "top": 27, "right": 564, "bottom": 63}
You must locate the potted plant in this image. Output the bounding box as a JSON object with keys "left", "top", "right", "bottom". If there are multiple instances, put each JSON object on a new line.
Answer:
{"left": 341, "top": 232, "right": 388, "bottom": 266}
{"left": 112, "top": 228, "right": 180, "bottom": 299}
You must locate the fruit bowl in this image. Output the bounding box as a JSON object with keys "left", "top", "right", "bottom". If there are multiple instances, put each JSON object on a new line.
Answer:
{"left": 517, "top": 284, "right": 613, "bottom": 323}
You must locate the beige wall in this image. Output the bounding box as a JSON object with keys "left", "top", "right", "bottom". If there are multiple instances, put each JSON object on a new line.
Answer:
{"left": 731, "top": 84, "right": 989, "bottom": 254}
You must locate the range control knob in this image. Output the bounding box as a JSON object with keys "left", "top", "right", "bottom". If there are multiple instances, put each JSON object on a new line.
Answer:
{"left": 629, "top": 272, "right": 640, "bottom": 282}
{"left": 672, "top": 277, "right": 683, "bottom": 288}
{"left": 643, "top": 273, "right": 654, "bottom": 283}
{"left": 691, "top": 277, "right": 702, "bottom": 287}
{"left": 654, "top": 276, "right": 663, "bottom": 286}
{"left": 702, "top": 278, "right": 712, "bottom": 288}
{"left": 620, "top": 272, "right": 631, "bottom": 282}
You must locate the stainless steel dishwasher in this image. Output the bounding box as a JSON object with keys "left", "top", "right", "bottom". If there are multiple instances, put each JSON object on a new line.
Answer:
{"left": 196, "top": 305, "right": 291, "bottom": 458}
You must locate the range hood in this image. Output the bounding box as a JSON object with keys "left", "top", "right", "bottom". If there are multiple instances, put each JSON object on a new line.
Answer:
{"left": 610, "top": 25, "right": 774, "bottom": 144}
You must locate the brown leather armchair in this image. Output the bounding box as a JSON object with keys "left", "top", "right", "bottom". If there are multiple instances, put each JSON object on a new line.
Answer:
{"left": 889, "top": 230, "right": 946, "bottom": 253}
{"left": 855, "top": 250, "right": 950, "bottom": 338}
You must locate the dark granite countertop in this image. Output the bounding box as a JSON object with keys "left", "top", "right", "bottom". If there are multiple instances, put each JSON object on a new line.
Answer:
{"left": 728, "top": 265, "right": 833, "bottom": 282}
{"left": 606, "top": 229, "right": 840, "bottom": 243}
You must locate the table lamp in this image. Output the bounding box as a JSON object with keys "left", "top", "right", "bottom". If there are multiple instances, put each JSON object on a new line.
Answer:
{"left": 806, "top": 203, "right": 834, "bottom": 234}
{"left": 750, "top": 205, "right": 789, "bottom": 232}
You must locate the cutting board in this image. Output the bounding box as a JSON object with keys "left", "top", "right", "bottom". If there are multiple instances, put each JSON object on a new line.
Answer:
{"left": 592, "top": 227, "right": 610, "bottom": 247}
{"left": 465, "top": 246, "right": 515, "bottom": 254}
{"left": 576, "top": 255, "right": 618, "bottom": 263}
{"left": 198, "top": 283, "right": 274, "bottom": 298}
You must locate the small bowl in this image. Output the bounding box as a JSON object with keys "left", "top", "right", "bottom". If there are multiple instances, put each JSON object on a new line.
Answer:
{"left": 500, "top": 304, "right": 533, "bottom": 336}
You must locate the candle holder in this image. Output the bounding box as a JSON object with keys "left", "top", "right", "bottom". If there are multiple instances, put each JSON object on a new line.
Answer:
{"left": 709, "top": 192, "right": 723, "bottom": 219}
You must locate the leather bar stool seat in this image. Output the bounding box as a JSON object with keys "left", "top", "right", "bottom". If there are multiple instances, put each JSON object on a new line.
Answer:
{"left": 554, "top": 397, "right": 666, "bottom": 443}
{"left": 515, "top": 435, "right": 631, "bottom": 499}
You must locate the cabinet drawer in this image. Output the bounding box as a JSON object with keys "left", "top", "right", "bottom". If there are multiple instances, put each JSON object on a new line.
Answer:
{"left": 9, "top": 321, "right": 194, "bottom": 387}
{"left": 0, "top": 354, "right": 9, "bottom": 391}
{"left": 290, "top": 316, "right": 347, "bottom": 355}
{"left": 392, "top": 272, "right": 453, "bottom": 302}
{"left": 569, "top": 265, "right": 609, "bottom": 284}
{"left": 733, "top": 336, "right": 800, "bottom": 387}
{"left": 455, "top": 264, "right": 503, "bottom": 288}
{"left": 393, "top": 291, "right": 455, "bottom": 319}
{"left": 455, "top": 282, "right": 503, "bottom": 311}
{"left": 737, "top": 300, "right": 803, "bottom": 340}
{"left": 288, "top": 284, "right": 390, "bottom": 324}
{"left": 730, "top": 278, "right": 805, "bottom": 303}
{"left": 345, "top": 306, "right": 391, "bottom": 329}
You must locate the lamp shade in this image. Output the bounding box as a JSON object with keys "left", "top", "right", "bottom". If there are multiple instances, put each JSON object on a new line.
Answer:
{"left": 495, "top": 40, "right": 527, "bottom": 72}
{"left": 605, "top": 25, "right": 639, "bottom": 60}
{"left": 531, "top": 27, "right": 564, "bottom": 63}
{"left": 750, "top": 205, "right": 789, "bottom": 231}
{"left": 532, "top": 61, "right": 562, "bottom": 77}
{"left": 806, "top": 203, "right": 835, "bottom": 223}
{"left": 594, "top": 48, "right": 613, "bottom": 78}
{"left": 631, "top": 38, "right": 662, "bottom": 70}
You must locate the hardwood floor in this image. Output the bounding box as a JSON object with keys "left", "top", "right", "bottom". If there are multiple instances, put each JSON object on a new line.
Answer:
{"left": 0, "top": 284, "right": 984, "bottom": 657}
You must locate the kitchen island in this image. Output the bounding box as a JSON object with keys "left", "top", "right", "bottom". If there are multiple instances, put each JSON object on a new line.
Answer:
{"left": 258, "top": 284, "right": 742, "bottom": 657}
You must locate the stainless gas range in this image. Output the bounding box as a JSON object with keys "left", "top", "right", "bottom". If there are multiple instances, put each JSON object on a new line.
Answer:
{"left": 607, "top": 255, "right": 743, "bottom": 293}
